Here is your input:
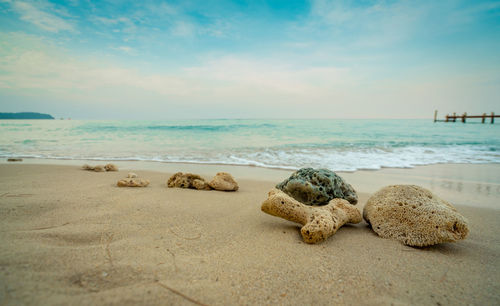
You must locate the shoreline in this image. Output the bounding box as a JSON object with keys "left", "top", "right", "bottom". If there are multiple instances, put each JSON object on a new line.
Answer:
{"left": 2, "top": 155, "right": 499, "bottom": 173}
{"left": 2, "top": 158, "right": 499, "bottom": 209}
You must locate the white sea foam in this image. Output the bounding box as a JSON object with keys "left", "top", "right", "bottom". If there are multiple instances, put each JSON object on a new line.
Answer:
{"left": 1, "top": 145, "right": 498, "bottom": 172}
{"left": 1, "top": 119, "right": 499, "bottom": 172}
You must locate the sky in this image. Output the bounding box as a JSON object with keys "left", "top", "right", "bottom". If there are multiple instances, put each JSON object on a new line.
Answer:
{"left": 0, "top": 0, "right": 499, "bottom": 119}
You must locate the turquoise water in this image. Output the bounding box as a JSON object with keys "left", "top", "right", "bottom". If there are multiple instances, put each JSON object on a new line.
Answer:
{"left": 0, "top": 119, "right": 499, "bottom": 171}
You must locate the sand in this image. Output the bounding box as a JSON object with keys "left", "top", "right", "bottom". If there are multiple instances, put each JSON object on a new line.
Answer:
{"left": 0, "top": 162, "right": 499, "bottom": 305}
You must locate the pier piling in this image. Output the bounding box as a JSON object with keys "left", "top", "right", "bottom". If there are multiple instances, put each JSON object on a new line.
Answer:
{"left": 434, "top": 111, "right": 498, "bottom": 124}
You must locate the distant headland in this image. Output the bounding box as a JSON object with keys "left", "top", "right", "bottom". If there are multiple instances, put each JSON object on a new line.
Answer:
{"left": 0, "top": 112, "right": 55, "bottom": 119}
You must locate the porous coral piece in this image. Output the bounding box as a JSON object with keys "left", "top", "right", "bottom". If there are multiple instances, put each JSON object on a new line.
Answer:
{"left": 82, "top": 164, "right": 106, "bottom": 172}
{"left": 82, "top": 164, "right": 93, "bottom": 170}
{"left": 276, "top": 168, "right": 357, "bottom": 205}
{"left": 193, "top": 179, "right": 211, "bottom": 190}
{"left": 117, "top": 178, "right": 150, "bottom": 187}
{"left": 93, "top": 165, "right": 105, "bottom": 172}
{"left": 363, "top": 185, "right": 469, "bottom": 247}
{"left": 261, "top": 188, "right": 362, "bottom": 244}
{"left": 167, "top": 172, "right": 210, "bottom": 190}
{"left": 104, "top": 163, "right": 118, "bottom": 171}
{"left": 208, "top": 172, "right": 238, "bottom": 191}
{"left": 127, "top": 173, "right": 138, "bottom": 178}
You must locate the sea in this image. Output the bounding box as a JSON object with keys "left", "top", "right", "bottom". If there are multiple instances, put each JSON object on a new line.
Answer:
{"left": 0, "top": 119, "right": 499, "bottom": 172}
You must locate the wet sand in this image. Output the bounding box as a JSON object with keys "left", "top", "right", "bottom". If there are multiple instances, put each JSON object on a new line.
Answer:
{"left": 0, "top": 162, "right": 499, "bottom": 305}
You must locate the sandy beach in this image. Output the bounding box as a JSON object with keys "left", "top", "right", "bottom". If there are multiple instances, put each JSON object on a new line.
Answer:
{"left": 2, "top": 0, "right": 499, "bottom": 304}
{"left": 0, "top": 161, "right": 499, "bottom": 305}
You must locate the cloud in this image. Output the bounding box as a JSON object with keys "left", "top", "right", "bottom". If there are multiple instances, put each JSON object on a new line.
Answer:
{"left": 170, "top": 21, "right": 196, "bottom": 37}
{"left": 305, "top": 0, "right": 430, "bottom": 48}
{"left": 91, "top": 15, "right": 138, "bottom": 37}
{"left": 91, "top": 16, "right": 132, "bottom": 26}
{"left": 310, "top": 0, "right": 354, "bottom": 25}
{"left": 199, "top": 19, "right": 232, "bottom": 38}
{"left": 91, "top": 16, "right": 121, "bottom": 26}
{"left": 0, "top": 30, "right": 498, "bottom": 119}
{"left": 0, "top": 32, "right": 354, "bottom": 111}
{"left": 10, "top": 0, "right": 75, "bottom": 33}
{"left": 145, "top": 2, "right": 177, "bottom": 16}
{"left": 111, "top": 46, "right": 137, "bottom": 55}
{"left": 307, "top": 0, "right": 500, "bottom": 49}
{"left": 183, "top": 57, "right": 352, "bottom": 97}
{"left": 0, "top": 34, "right": 344, "bottom": 98}
{"left": 0, "top": 32, "right": 189, "bottom": 98}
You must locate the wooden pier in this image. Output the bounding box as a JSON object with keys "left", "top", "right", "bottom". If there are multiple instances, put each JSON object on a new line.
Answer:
{"left": 434, "top": 111, "right": 498, "bottom": 124}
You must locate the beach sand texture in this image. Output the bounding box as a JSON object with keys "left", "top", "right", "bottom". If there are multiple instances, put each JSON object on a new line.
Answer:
{"left": 0, "top": 163, "right": 499, "bottom": 305}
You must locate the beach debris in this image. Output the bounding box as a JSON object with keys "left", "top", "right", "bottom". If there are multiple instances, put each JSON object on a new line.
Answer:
{"left": 82, "top": 163, "right": 118, "bottom": 172}
{"left": 7, "top": 158, "right": 23, "bottom": 162}
{"left": 167, "top": 172, "right": 211, "bottom": 190}
{"left": 363, "top": 185, "right": 469, "bottom": 247}
{"left": 93, "top": 165, "right": 106, "bottom": 172}
{"left": 104, "top": 163, "right": 118, "bottom": 171}
{"left": 208, "top": 172, "right": 239, "bottom": 191}
{"left": 82, "top": 164, "right": 105, "bottom": 172}
{"left": 117, "top": 172, "right": 149, "bottom": 187}
{"left": 193, "top": 179, "right": 211, "bottom": 190}
{"left": 261, "top": 188, "right": 362, "bottom": 244}
{"left": 82, "top": 164, "right": 106, "bottom": 172}
{"left": 117, "top": 178, "right": 150, "bottom": 187}
{"left": 167, "top": 172, "right": 239, "bottom": 191}
{"left": 276, "top": 168, "right": 358, "bottom": 205}
{"left": 82, "top": 164, "right": 92, "bottom": 170}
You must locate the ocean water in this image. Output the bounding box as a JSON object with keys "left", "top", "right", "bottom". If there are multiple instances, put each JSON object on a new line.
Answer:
{"left": 0, "top": 119, "right": 499, "bottom": 172}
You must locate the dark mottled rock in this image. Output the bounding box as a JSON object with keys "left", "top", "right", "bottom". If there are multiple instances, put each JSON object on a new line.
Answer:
{"left": 276, "top": 168, "right": 357, "bottom": 205}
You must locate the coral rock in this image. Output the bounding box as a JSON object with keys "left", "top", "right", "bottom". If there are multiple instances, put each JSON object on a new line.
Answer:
{"left": 208, "top": 172, "right": 239, "bottom": 191}
{"left": 82, "top": 164, "right": 93, "bottom": 170}
{"left": 104, "top": 163, "right": 118, "bottom": 171}
{"left": 276, "top": 168, "right": 357, "bottom": 205}
{"left": 261, "top": 188, "right": 362, "bottom": 244}
{"left": 127, "top": 173, "right": 138, "bottom": 178}
{"left": 82, "top": 164, "right": 106, "bottom": 172}
{"left": 117, "top": 178, "right": 150, "bottom": 187}
{"left": 167, "top": 172, "right": 210, "bottom": 190}
{"left": 193, "top": 179, "right": 211, "bottom": 190}
{"left": 363, "top": 185, "right": 469, "bottom": 247}
{"left": 93, "top": 165, "right": 106, "bottom": 172}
